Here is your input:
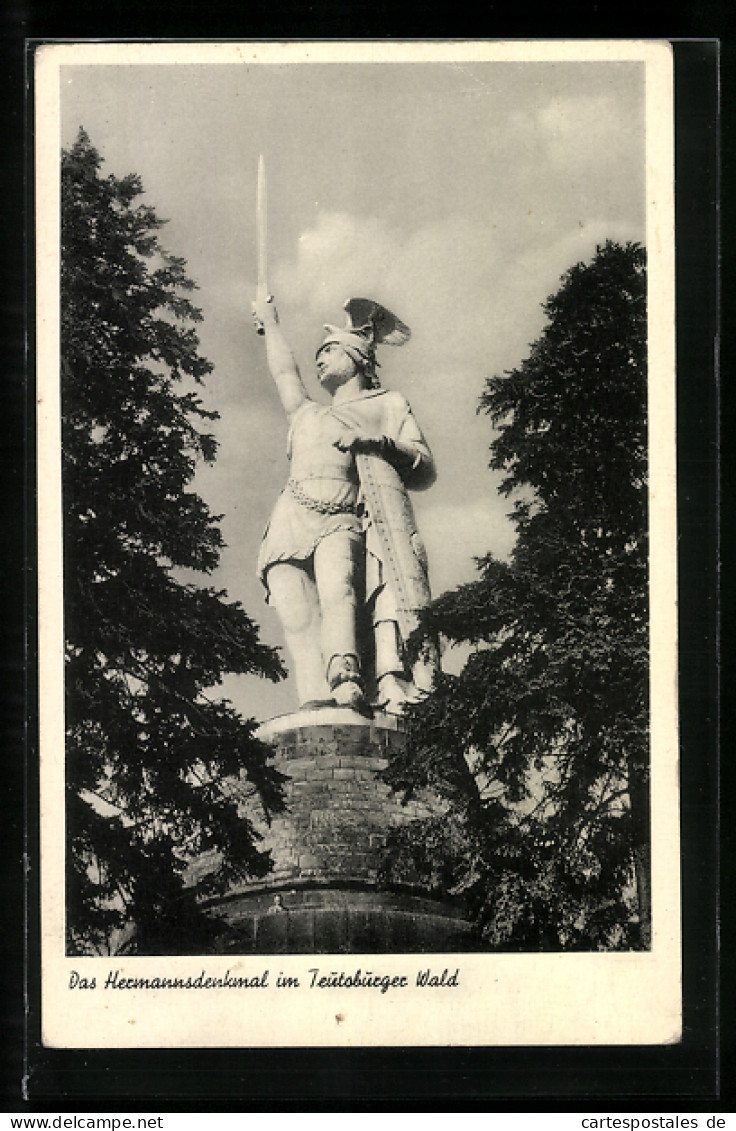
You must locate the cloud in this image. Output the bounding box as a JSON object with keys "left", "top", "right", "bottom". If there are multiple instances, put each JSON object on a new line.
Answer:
{"left": 273, "top": 206, "right": 642, "bottom": 379}
{"left": 273, "top": 210, "right": 506, "bottom": 373}
{"left": 534, "top": 92, "right": 639, "bottom": 166}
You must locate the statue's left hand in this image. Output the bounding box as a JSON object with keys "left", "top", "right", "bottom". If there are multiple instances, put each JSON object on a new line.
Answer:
{"left": 334, "top": 431, "right": 382, "bottom": 455}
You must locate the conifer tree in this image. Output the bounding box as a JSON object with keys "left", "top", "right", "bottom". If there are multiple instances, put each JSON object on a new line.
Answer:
{"left": 62, "top": 130, "right": 286, "bottom": 954}
{"left": 384, "top": 241, "right": 649, "bottom": 950}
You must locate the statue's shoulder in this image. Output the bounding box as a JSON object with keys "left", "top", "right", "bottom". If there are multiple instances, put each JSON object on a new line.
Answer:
{"left": 377, "top": 388, "right": 410, "bottom": 410}
{"left": 288, "top": 396, "right": 318, "bottom": 423}
{"left": 382, "top": 389, "right": 415, "bottom": 423}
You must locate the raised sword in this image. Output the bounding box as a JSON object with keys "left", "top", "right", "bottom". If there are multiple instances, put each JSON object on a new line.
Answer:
{"left": 255, "top": 154, "right": 268, "bottom": 333}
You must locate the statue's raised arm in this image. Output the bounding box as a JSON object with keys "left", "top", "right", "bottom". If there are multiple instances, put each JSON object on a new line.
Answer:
{"left": 252, "top": 295, "right": 310, "bottom": 418}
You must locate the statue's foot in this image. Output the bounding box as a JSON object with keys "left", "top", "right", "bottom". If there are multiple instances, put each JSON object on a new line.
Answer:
{"left": 327, "top": 654, "right": 371, "bottom": 714}
{"left": 332, "top": 679, "right": 372, "bottom": 716}
{"left": 375, "top": 673, "right": 424, "bottom": 715}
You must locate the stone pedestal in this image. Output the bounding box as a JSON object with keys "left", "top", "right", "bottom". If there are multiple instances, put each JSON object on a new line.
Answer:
{"left": 197, "top": 708, "right": 475, "bottom": 954}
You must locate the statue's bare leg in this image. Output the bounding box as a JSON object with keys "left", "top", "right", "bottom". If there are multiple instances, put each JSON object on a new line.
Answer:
{"left": 313, "top": 531, "right": 365, "bottom": 709}
{"left": 265, "top": 562, "right": 329, "bottom": 706}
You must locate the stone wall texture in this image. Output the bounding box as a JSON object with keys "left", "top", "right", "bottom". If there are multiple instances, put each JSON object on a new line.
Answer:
{"left": 196, "top": 708, "right": 476, "bottom": 954}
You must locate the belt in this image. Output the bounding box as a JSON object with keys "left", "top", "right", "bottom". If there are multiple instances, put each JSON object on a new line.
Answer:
{"left": 287, "top": 479, "right": 358, "bottom": 516}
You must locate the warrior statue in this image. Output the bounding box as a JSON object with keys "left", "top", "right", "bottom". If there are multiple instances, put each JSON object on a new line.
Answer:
{"left": 252, "top": 294, "right": 437, "bottom": 715}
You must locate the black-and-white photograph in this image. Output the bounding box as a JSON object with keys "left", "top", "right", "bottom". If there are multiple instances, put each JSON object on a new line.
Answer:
{"left": 36, "top": 41, "right": 680, "bottom": 1048}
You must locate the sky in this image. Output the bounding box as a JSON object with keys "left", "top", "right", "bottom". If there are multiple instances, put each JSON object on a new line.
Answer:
{"left": 59, "top": 50, "right": 647, "bottom": 721}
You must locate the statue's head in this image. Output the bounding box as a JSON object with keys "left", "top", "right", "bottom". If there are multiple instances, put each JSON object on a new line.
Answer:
{"left": 316, "top": 298, "right": 411, "bottom": 393}
{"left": 316, "top": 329, "right": 379, "bottom": 392}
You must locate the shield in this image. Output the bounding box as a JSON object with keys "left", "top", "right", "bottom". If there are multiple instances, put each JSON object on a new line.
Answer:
{"left": 356, "top": 451, "right": 432, "bottom": 645}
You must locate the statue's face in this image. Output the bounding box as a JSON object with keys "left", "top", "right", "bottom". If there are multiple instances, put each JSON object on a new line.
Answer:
{"left": 316, "top": 342, "right": 359, "bottom": 392}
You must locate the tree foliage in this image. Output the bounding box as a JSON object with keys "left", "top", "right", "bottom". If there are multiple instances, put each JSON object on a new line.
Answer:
{"left": 385, "top": 241, "right": 649, "bottom": 950}
{"left": 62, "top": 129, "right": 286, "bottom": 954}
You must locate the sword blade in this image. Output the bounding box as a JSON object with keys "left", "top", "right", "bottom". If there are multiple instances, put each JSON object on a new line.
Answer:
{"left": 256, "top": 154, "right": 268, "bottom": 301}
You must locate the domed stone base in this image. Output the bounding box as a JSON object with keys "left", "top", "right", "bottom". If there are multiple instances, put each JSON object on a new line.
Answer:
{"left": 207, "top": 887, "right": 475, "bottom": 955}
{"left": 196, "top": 708, "right": 476, "bottom": 954}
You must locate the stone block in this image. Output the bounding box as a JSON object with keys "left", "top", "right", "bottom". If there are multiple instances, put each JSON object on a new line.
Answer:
{"left": 309, "top": 809, "right": 341, "bottom": 829}
{"left": 336, "top": 754, "right": 373, "bottom": 770}
{"left": 332, "top": 768, "right": 356, "bottom": 781}
{"left": 320, "top": 852, "right": 374, "bottom": 878}
{"left": 312, "top": 908, "right": 349, "bottom": 953}
{"left": 254, "top": 911, "right": 289, "bottom": 953}
{"left": 288, "top": 778, "right": 329, "bottom": 795}
{"left": 346, "top": 908, "right": 389, "bottom": 952}
{"left": 332, "top": 725, "right": 368, "bottom": 746}
{"left": 351, "top": 766, "right": 384, "bottom": 781}
{"left": 308, "top": 764, "right": 337, "bottom": 781}
{"left": 285, "top": 908, "right": 315, "bottom": 952}
{"left": 274, "top": 744, "right": 297, "bottom": 761}
{"left": 285, "top": 757, "right": 318, "bottom": 777}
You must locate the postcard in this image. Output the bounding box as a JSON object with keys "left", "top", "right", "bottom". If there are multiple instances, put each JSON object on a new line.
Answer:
{"left": 36, "top": 39, "right": 680, "bottom": 1048}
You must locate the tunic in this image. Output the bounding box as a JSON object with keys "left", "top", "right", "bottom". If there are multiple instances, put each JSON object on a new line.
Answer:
{"left": 258, "top": 388, "right": 435, "bottom": 613}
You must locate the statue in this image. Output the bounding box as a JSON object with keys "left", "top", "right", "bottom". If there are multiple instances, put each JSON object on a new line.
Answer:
{"left": 252, "top": 294, "right": 438, "bottom": 714}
